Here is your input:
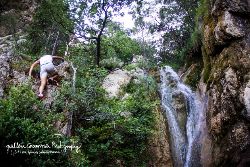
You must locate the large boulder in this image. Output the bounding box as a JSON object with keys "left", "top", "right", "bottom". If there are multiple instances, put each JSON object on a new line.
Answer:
{"left": 102, "top": 69, "right": 131, "bottom": 98}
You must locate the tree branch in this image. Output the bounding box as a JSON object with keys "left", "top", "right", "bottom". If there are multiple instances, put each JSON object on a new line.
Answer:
{"left": 52, "top": 31, "right": 59, "bottom": 56}
{"left": 98, "top": 1, "right": 108, "bottom": 38}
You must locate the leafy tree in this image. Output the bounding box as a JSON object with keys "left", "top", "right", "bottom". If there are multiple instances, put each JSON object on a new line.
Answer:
{"left": 27, "top": 0, "right": 73, "bottom": 57}
{"left": 131, "top": 0, "right": 199, "bottom": 68}
{"left": 66, "top": 0, "right": 141, "bottom": 66}
{"left": 156, "top": 0, "right": 199, "bottom": 66}
{"left": 102, "top": 29, "right": 141, "bottom": 63}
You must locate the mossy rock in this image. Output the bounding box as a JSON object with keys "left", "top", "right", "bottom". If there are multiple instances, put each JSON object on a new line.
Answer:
{"left": 184, "top": 63, "right": 202, "bottom": 89}
{"left": 148, "top": 68, "right": 161, "bottom": 83}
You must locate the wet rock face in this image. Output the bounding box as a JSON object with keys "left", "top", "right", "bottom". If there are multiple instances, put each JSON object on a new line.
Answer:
{"left": 148, "top": 107, "right": 173, "bottom": 167}
{"left": 212, "top": 0, "right": 250, "bottom": 45}
{"left": 203, "top": 0, "right": 250, "bottom": 166}
{"left": 212, "top": 0, "right": 250, "bottom": 15}
{"left": 207, "top": 42, "right": 250, "bottom": 166}
{"left": 208, "top": 67, "right": 241, "bottom": 135}
{"left": 171, "top": 91, "right": 187, "bottom": 133}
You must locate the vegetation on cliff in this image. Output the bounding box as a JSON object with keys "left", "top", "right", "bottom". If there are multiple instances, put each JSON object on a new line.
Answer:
{"left": 0, "top": 0, "right": 160, "bottom": 166}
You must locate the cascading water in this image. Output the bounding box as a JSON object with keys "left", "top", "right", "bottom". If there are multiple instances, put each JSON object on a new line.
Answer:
{"left": 160, "top": 66, "right": 205, "bottom": 167}
{"left": 70, "top": 62, "right": 77, "bottom": 93}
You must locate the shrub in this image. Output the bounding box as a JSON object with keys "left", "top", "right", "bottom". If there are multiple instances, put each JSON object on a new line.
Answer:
{"left": 52, "top": 70, "right": 158, "bottom": 166}
{"left": 100, "top": 57, "right": 124, "bottom": 70}
{"left": 0, "top": 84, "right": 84, "bottom": 166}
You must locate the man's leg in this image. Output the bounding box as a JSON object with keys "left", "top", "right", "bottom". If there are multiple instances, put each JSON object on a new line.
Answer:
{"left": 39, "top": 76, "right": 47, "bottom": 97}
{"left": 48, "top": 74, "right": 59, "bottom": 86}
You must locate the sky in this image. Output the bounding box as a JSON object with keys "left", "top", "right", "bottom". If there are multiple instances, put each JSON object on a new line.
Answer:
{"left": 112, "top": 0, "right": 183, "bottom": 52}
{"left": 112, "top": 8, "right": 135, "bottom": 29}
{"left": 112, "top": 2, "right": 164, "bottom": 51}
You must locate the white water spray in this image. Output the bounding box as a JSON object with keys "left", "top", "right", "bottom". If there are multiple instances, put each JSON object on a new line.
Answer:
{"left": 160, "top": 66, "right": 204, "bottom": 167}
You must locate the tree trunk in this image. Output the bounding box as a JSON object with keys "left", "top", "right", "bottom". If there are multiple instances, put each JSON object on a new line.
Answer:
{"left": 96, "top": 38, "right": 101, "bottom": 66}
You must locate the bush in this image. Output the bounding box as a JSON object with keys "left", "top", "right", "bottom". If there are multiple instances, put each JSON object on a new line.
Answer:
{"left": 0, "top": 84, "right": 84, "bottom": 166}
{"left": 100, "top": 57, "right": 124, "bottom": 70}
{"left": 52, "top": 69, "right": 158, "bottom": 166}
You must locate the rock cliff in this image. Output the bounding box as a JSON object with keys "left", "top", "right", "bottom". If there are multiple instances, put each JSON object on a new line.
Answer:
{"left": 199, "top": 0, "right": 250, "bottom": 166}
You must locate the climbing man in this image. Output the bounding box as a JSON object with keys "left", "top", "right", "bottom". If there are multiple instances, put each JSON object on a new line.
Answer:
{"left": 29, "top": 55, "right": 64, "bottom": 99}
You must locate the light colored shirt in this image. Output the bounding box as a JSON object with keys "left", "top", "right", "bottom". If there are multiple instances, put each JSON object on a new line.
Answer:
{"left": 40, "top": 55, "right": 53, "bottom": 65}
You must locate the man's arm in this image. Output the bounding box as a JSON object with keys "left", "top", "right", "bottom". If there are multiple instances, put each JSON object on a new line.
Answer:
{"left": 29, "top": 60, "right": 39, "bottom": 76}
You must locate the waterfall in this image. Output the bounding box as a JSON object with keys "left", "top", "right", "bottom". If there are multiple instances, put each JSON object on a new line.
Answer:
{"left": 160, "top": 66, "right": 204, "bottom": 167}
{"left": 70, "top": 62, "right": 77, "bottom": 93}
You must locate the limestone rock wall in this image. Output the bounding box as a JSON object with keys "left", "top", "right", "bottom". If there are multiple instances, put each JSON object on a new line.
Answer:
{"left": 201, "top": 0, "right": 250, "bottom": 166}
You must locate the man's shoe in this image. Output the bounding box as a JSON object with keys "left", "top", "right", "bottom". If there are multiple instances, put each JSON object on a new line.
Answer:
{"left": 38, "top": 93, "right": 44, "bottom": 99}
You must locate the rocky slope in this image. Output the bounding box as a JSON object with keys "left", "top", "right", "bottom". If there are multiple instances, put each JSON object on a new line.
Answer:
{"left": 197, "top": 0, "right": 250, "bottom": 166}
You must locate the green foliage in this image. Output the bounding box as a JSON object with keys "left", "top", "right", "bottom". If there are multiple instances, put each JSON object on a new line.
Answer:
{"left": 0, "top": 84, "right": 85, "bottom": 166}
{"left": 66, "top": 0, "right": 141, "bottom": 66}
{"left": 67, "top": 44, "right": 96, "bottom": 68}
{"left": 124, "top": 57, "right": 156, "bottom": 76}
{"left": 102, "top": 31, "right": 141, "bottom": 64}
{"left": 52, "top": 53, "right": 158, "bottom": 166}
{"left": 100, "top": 57, "right": 124, "bottom": 70}
{"left": 67, "top": 0, "right": 138, "bottom": 39}
{"left": 153, "top": 0, "right": 211, "bottom": 71}
{"left": 195, "top": 0, "right": 209, "bottom": 23}
{"left": 202, "top": 47, "right": 211, "bottom": 83}
{"left": 0, "top": 12, "right": 18, "bottom": 34}
{"left": 25, "top": 0, "right": 72, "bottom": 57}
{"left": 184, "top": 0, "right": 209, "bottom": 56}
{"left": 154, "top": 0, "right": 199, "bottom": 66}
{"left": 184, "top": 64, "right": 202, "bottom": 89}
{"left": 124, "top": 63, "right": 138, "bottom": 71}
{"left": 77, "top": 76, "right": 157, "bottom": 166}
